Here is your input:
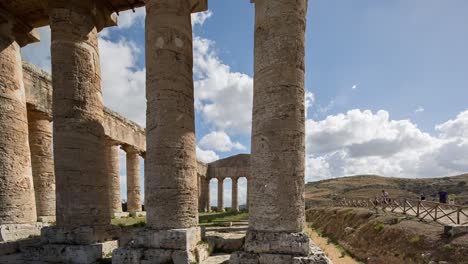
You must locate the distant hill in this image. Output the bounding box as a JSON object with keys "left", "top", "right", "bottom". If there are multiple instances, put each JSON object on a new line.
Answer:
{"left": 305, "top": 174, "right": 468, "bottom": 207}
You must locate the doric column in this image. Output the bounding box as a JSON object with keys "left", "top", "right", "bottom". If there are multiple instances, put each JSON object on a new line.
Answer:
{"left": 0, "top": 11, "right": 38, "bottom": 227}
{"left": 231, "top": 1, "right": 329, "bottom": 263}
{"left": 105, "top": 140, "right": 122, "bottom": 216}
{"left": 206, "top": 179, "right": 211, "bottom": 212}
{"left": 250, "top": 0, "right": 307, "bottom": 234}
{"left": 217, "top": 178, "right": 224, "bottom": 212}
{"left": 122, "top": 145, "right": 141, "bottom": 215}
{"left": 28, "top": 110, "right": 55, "bottom": 222}
{"left": 232, "top": 177, "right": 239, "bottom": 212}
{"left": 145, "top": 0, "right": 198, "bottom": 229}
{"left": 49, "top": 2, "right": 115, "bottom": 229}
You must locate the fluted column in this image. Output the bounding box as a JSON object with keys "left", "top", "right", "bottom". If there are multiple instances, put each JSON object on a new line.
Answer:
{"left": 232, "top": 177, "right": 239, "bottom": 212}
{"left": 105, "top": 140, "right": 122, "bottom": 216}
{"left": 0, "top": 13, "right": 38, "bottom": 225}
{"left": 249, "top": 0, "right": 308, "bottom": 233}
{"left": 28, "top": 110, "right": 55, "bottom": 222}
{"left": 49, "top": 2, "right": 114, "bottom": 228}
{"left": 217, "top": 178, "right": 224, "bottom": 212}
{"left": 145, "top": 0, "right": 198, "bottom": 229}
{"left": 122, "top": 146, "right": 141, "bottom": 215}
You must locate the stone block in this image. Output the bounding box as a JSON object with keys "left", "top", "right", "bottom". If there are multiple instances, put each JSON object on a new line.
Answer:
{"left": 41, "top": 225, "right": 120, "bottom": 245}
{"left": 244, "top": 231, "right": 310, "bottom": 256}
{"left": 0, "top": 224, "right": 44, "bottom": 242}
{"left": 112, "top": 248, "right": 144, "bottom": 264}
{"left": 125, "top": 227, "right": 201, "bottom": 251}
{"left": 24, "top": 240, "right": 118, "bottom": 264}
{"left": 444, "top": 225, "right": 468, "bottom": 237}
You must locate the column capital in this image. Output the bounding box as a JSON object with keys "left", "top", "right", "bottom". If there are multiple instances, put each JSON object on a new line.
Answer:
{"left": 47, "top": 0, "right": 117, "bottom": 32}
{"left": 121, "top": 144, "right": 141, "bottom": 155}
{"left": 0, "top": 8, "right": 40, "bottom": 47}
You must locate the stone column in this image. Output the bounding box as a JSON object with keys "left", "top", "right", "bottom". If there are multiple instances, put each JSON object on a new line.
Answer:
{"left": 206, "top": 179, "right": 211, "bottom": 212}
{"left": 122, "top": 146, "right": 141, "bottom": 215}
{"left": 232, "top": 177, "right": 239, "bottom": 212}
{"left": 217, "top": 178, "right": 224, "bottom": 212}
{"left": 27, "top": 110, "right": 55, "bottom": 222}
{"left": 231, "top": 0, "right": 329, "bottom": 262}
{"left": 0, "top": 12, "right": 38, "bottom": 230}
{"left": 246, "top": 178, "right": 249, "bottom": 211}
{"left": 145, "top": 0, "right": 198, "bottom": 229}
{"left": 105, "top": 140, "right": 122, "bottom": 217}
{"left": 49, "top": 2, "right": 115, "bottom": 229}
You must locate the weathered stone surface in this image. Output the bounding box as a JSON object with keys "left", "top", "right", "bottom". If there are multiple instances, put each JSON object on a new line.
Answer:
{"left": 249, "top": 0, "right": 308, "bottom": 234}
{"left": 24, "top": 240, "right": 117, "bottom": 264}
{"left": 206, "top": 231, "right": 245, "bottom": 253}
{"left": 0, "top": 25, "right": 37, "bottom": 225}
{"left": 0, "top": 223, "right": 43, "bottom": 243}
{"left": 112, "top": 247, "right": 197, "bottom": 264}
{"left": 145, "top": 0, "right": 198, "bottom": 229}
{"left": 244, "top": 231, "right": 310, "bottom": 256}
{"left": 122, "top": 145, "right": 142, "bottom": 215}
{"left": 40, "top": 225, "right": 120, "bottom": 245}
{"left": 114, "top": 227, "right": 204, "bottom": 264}
{"left": 49, "top": 4, "right": 110, "bottom": 228}
{"left": 27, "top": 110, "right": 55, "bottom": 221}
{"left": 208, "top": 154, "right": 251, "bottom": 179}
{"left": 122, "top": 227, "right": 201, "bottom": 251}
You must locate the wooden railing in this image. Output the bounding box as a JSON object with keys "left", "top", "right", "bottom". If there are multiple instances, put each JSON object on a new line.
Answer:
{"left": 331, "top": 198, "right": 468, "bottom": 226}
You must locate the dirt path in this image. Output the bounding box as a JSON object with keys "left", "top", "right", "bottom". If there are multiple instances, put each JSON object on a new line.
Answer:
{"left": 308, "top": 229, "right": 360, "bottom": 264}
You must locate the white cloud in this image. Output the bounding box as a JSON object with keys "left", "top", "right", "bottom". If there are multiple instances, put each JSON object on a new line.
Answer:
{"left": 196, "top": 146, "right": 219, "bottom": 163}
{"left": 98, "top": 36, "right": 146, "bottom": 126}
{"left": 193, "top": 36, "right": 253, "bottom": 135}
{"left": 436, "top": 110, "right": 468, "bottom": 139}
{"left": 192, "top": 10, "right": 213, "bottom": 27}
{"left": 199, "top": 131, "right": 246, "bottom": 152}
{"left": 305, "top": 109, "right": 468, "bottom": 182}
{"left": 415, "top": 106, "right": 425, "bottom": 113}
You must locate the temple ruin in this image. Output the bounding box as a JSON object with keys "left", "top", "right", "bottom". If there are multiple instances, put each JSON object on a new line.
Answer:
{"left": 0, "top": 0, "right": 330, "bottom": 263}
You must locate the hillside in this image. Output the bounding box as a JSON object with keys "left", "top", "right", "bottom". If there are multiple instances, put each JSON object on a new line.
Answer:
{"left": 305, "top": 174, "right": 468, "bottom": 207}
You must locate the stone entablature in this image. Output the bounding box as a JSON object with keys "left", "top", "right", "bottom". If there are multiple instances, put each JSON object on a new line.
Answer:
{"left": 0, "top": 0, "right": 208, "bottom": 28}
{"left": 207, "top": 153, "right": 250, "bottom": 180}
{"left": 23, "top": 61, "right": 146, "bottom": 153}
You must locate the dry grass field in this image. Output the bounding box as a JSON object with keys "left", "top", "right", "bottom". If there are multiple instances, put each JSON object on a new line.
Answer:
{"left": 306, "top": 174, "right": 468, "bottom": 207}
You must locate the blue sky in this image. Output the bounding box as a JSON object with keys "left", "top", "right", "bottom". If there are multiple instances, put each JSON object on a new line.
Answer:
{"left": 21, "top": 0, "right": 468, "bottom": 207}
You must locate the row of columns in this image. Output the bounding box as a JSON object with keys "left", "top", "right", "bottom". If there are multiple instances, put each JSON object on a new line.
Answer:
{"left": 2, "top": 0, "right": 308, "bottom": 260}
{"left": 198, "top": 177, "right": 247, "bottom": 213}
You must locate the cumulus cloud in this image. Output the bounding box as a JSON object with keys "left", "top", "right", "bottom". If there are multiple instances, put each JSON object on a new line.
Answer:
{"left": 436, "top": 110, "right": 468, "bottom": 139}
{"left": 199, "top": 131, "right": 246, "bottom": 152}
{"left": 196, "top": 146, "right": 219, "bottom": 163}
{"left": 98, "top": 36, "right": 146, "bottom": 126}
{"left": 193, "top": 37, "right": 253, "bottom": 135}
{"left": 305, "top": 109, "right": 468, "bottom": 182}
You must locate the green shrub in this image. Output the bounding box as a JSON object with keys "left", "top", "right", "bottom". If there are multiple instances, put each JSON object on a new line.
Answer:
{"left": 374, "top": 222, "right": 385, "bottom": 232}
